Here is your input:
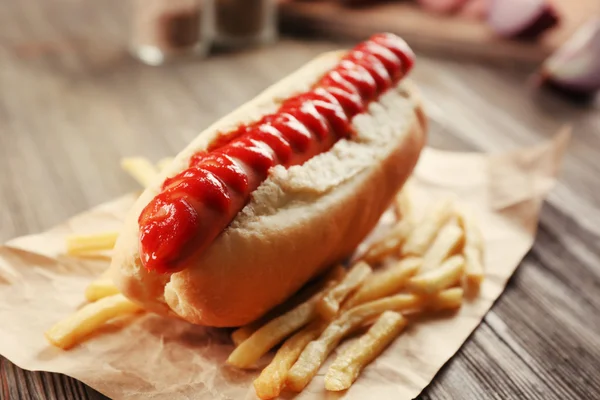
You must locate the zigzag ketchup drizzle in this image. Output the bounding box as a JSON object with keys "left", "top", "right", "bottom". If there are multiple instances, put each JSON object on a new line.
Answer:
{"left": 138, "top": 33, "right": 415, "bottom": 273}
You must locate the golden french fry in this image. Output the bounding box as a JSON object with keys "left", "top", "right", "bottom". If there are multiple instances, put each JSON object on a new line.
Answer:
{"left": 231, "top": 325, "right": 257, "bottom": 347}
{"left": 253, "top": 320, "right": 326, "bottom": 400}
{"left": 84, "top": 279, "right": 120, "bottom": 302}
{"left": 420, "top": 222, "right": 464, "bottom": 272}
{"left": 227, "top": 300, "right": 317, "bottom": 368}
{"left": 156, "top": 157, "right": 173, "bottom": 173}
{"left": 457, "top": 209, "right": 485, "bottom": 288}
{"left": 407, "top": 255, "right": 465, "bottom": 294}
{"left": 231, "top": 306, "right": 292, "bottom": 348}
{"left": 362, "top": 219, "right": 412, "bottom": 265}
{"left": 343, "top": 257, "right": 421, "bottom": 310}
{"left": 231, "top": 310, "right": 284, "bottom": 348}
{"left": 84, "top": 267, "right": 119, "bottom": 302}
{"left": 457, "top": 208, "right": 484, "bottom": 253}
{"left": 227, "top": 268, "right": 344, "bottom": 368}
{"left": 402, "top": 198, "right": 454, "bottom": 256}
{"left": 427, "top": 287, "right": 463, "bottom": 311}
{"left": 45, "top": 294, "right": 142, "bottom": 349}
{"left": 317, "top": 262, "right": 372, "bottom": 320}
{"left": 351, "top": 288, "right": 463, "bottom": 314}
{"left": 325, "top": 311, "right": 407, "bottom": 391}
{"left": 121, "top": 157, "right": 159, "bottom": 188}
{"left": 66, "top": 232, "right": 119, "bottom": 255}
{"left": 285, "top": 321, "right": 357, "bottom": 391}
{"left": 394, "top": 183, "right": 414, "bottom": 220}
{"left": 463, "top": 247, "right": 485, "bottom": 288}
{"left": 231, "top": 265, "right": 346, "bottom": 347}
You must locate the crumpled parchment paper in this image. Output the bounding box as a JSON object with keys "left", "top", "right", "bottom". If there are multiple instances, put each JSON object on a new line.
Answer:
{"left": 0, "top": 131, "right": 569, "bottom": 400}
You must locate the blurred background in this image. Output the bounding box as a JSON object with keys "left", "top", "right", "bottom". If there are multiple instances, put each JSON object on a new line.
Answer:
{"left": 2, "top": 1, "right": 600, "bottom": 399}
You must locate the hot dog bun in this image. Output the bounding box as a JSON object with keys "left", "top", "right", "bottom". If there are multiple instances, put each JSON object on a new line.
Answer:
{"left": 111, "top": 50, "right": 427, "bottom": 327}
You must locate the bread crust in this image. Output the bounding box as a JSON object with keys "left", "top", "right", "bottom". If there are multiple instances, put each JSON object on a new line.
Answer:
{"left": 111, "top": 51, "right": 427, "bottom": 327}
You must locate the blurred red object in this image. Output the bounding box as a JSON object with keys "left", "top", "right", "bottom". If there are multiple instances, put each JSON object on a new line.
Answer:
{"left": 459, "top": 0, "right": 489, "bottom": 19}
{"left": 488, "top": 0, "right": 559, "bottom": 39}
{"left": 417, "top": 0, "right": 468, "bottom": 14}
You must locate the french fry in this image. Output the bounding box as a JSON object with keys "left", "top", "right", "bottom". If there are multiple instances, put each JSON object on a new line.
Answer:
{"left": 227, "top": 267, "right": 344, "bottom": 369}
{"left": 285, "top": 321, "right": 358, "bottom": 391}
{"left": 120, "top": 157, "right": 159, "bottom": 188}
{"left": 420, "top": 222, "right": 464, "bottom": 272}
{"left": 457, "top": 208, "right": 484, "bottom": 252}
{"left": 231, "top": 265, "right": 346, "bottom": 347}
{"left": 66, "top": 232, "right": 119, "bottom": 255}
{"left": 402, "top": 198, "right": 454, "bottom": 256}
{"left": 84, "top": 268, "right": 119, "bottom": 302}
{"left": 286, "top": 293, "right": 424, "bottom": 392}
{"left": 346, "top": 288, "right": 463, "bottom": 314}
{"left": 156, "top": 157, "right": 173, "bottom": 173}
{"left": 45, "top": 294, "right": 142, "bottom": 349}
{"left": 253, "top": 320, "right": 326, "bottom": 399}
{"left": 325, "top": 311, "right": 407, "bottom": 391}
{"left": 394, "top": 183, "right": 414, "bottom": 220}
{"left": 231, "top": 307, "right": 289, "bottom": 348}
{"left": 457, "top": 209, "right": 485, "bottom": 288}
{"left": 407, "top": 255, "right": 465, "bottom": 294}
{"left": 464, "top": 247, "right": 485, "bottom": 288}
{"left": 231, "top": 324, "right": 258, "bottom": 347}
{"left": 84, "top": 278, "right": 120, "bottom": 302}
{"left": 362, "top": 219, "right": 412, "bottom": 265}
{"left": 227, "top": 298, "right": 318, "bottom": 368}
{"left": 231, "top": 302, "right": 301, "bottom": 348}
{"left": 427, "top": 287, "right": 464, "bottom": 311}
{"left": 342, "top": 257, "right": 421, "bottom": 310}
{"left": 317, "top": 262, "right": 372, "bottom": 320}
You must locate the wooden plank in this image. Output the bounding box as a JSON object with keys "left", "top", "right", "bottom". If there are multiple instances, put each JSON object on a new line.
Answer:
{"left": 0, "top": 360, "right": 104, "bottom": 399}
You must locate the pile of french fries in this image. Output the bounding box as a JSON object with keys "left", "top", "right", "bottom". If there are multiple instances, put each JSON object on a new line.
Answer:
{"left": 229, "top": 185, "right": 484, "bottom": 398}
{"left": 46, "top": 157, "right": 485, "bottom": 400}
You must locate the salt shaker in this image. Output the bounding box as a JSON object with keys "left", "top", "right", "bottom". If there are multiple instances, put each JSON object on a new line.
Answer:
{"left": 130, "top": 0, "right": 213, "bottom": 65}
{"left": 214, "top": 0, "right": 277, "bottom": 48}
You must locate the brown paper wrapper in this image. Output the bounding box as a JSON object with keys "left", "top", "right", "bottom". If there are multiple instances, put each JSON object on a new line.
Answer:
{"left": 0, "top": 131, "right": 568, "bottom": 400}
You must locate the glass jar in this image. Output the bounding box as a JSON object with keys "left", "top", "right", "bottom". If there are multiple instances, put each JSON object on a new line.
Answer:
{"left": 214, "top": 0, "right": 277, "bottom": 48}
{"left": 130, "top": 0, "right": 213, "bottom": 66}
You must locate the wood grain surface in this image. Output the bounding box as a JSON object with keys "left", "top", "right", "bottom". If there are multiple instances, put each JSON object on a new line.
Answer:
{"left": 1, "top": 0, "right": 600, "bottom": 399}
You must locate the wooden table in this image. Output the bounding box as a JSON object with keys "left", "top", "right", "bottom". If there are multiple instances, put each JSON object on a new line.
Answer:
{"left": 1, "top": 1, "right": 599, "bottom": 399}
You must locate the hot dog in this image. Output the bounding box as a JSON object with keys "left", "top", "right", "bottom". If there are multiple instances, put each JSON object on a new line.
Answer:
{"left": 111, "top": 33, "right": 427, "bottom": 327}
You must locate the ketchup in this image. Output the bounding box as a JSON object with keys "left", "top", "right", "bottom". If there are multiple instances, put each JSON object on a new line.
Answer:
{"left": 138, "top": 33, "right": 415, "bottom": 273}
